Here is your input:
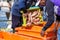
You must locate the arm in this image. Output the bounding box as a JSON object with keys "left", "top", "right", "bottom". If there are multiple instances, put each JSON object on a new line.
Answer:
{"left": 15, "top": 0, "right": 27, "bottom": 13}
{"left": 40, "top": 0, "right": 54, "bottom": 36}
{"left": 42, "top": 0, "right": 54, "bottom": 31}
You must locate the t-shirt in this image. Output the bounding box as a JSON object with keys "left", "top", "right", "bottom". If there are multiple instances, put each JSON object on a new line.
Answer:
{"left": 51, "top": 0, "right": 60, "bottom": 16}
{"left": 51, "top": 0, "right": 60, "bottom": 6}
{"left": 1, "top": 2, "right": 10, "bottom": 12}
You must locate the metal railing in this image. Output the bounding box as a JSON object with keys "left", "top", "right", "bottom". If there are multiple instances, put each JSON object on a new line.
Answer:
{"left": 0, "top": 20, "right": 11, "bottom": 22}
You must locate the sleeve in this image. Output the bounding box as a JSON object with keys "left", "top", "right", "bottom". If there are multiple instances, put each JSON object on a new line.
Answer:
{"left": 18, "top": 0, "right": 27, "bottom": 13}
{"left": 42, "top": 0, "right": 54, "bottom": 31}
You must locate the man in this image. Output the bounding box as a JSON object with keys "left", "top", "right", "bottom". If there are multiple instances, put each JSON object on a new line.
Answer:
{"left": 11, "top": 0, "right": 27, "bottom": 33}
{"left": 11, "top": 0, "right": 37, "bottom": 33}
{"left": 40, "top": 0, "right": 54, "bottom": 36}
{"left": 50, "top": 0, "right": 60, "bottom": 40}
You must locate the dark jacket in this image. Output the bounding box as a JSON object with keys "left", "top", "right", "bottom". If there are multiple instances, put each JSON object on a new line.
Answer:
{"left": 11, "top": 0, "right": 27, "bottom": 16}
{"left": 11, "top": 0, "right": 37, "bottom": 16}
{"left": 42, "top": 0, "right": 54, "bottom": 31}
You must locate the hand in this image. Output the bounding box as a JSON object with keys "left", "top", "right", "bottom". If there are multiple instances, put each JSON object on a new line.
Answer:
{"left": 40, "top": 30, "right": 45, "bottom": 36}
{"left": 53, "top": 27, "right": 57, "bottom": 32}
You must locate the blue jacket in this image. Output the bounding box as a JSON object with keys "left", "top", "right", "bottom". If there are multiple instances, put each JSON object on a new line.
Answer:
{"left": 11, "top": 0, "right": 26, "bottom": 16}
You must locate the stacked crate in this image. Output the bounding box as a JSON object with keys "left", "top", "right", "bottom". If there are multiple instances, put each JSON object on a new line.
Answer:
{"left": 0, "top": 6, "right": 57, "bottom": 40}
{"left": 15, "top": 22, "right": 57, "bottom": 40}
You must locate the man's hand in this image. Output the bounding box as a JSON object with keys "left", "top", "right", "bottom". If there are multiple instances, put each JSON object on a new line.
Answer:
{"left": 40, "top": 30, "right": 45, "bottom": 36}
{"left": 53, "top": 27, "right": 57, "bottom": 32}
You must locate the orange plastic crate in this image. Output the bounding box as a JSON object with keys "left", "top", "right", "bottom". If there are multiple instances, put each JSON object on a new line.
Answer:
{"left": 0, "top": 22, "right": 57, "bottom": 40}
{"left": 15, "top": 22, "right": 57, "bottom": 40}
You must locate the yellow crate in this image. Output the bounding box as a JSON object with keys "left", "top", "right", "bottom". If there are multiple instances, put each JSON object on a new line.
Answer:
{"left": 21, "top": 6, "right": 43, "bottom": 26}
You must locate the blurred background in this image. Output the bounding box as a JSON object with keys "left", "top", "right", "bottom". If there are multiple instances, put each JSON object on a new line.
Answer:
{"left": 0, "top": 0, "right": 14, "bottom": 29}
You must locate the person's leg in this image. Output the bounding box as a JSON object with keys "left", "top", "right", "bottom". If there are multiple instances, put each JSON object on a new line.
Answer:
{"left": 17, "top": 14, "right": 23, "bottom": 27}
{"left": 12, "top": 15, "right": 21, "bottom": 33}
{"left": 56, "top": 15, "right": 60, "bottom": 40}
{"left": 6, "top": 12, "right": 10, "bottom": 20}
{"left": 57, "top": 22, "right": 60, "bottom": 40}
